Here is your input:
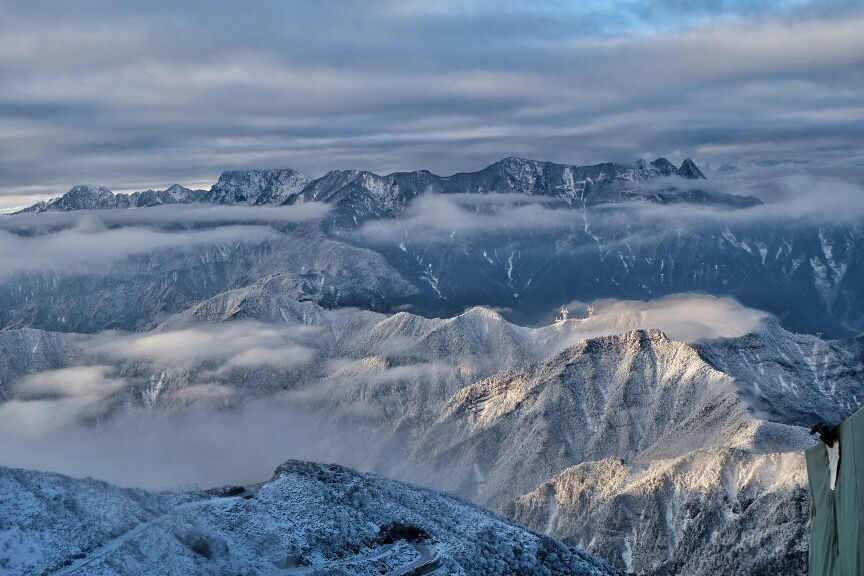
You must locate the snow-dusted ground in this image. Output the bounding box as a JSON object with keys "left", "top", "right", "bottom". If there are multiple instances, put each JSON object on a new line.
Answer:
{"left": 0, "top": 467, "right": 168, "bottom": 575}
{"left": 0, "top": 461, "right": 621, "bottom": 576}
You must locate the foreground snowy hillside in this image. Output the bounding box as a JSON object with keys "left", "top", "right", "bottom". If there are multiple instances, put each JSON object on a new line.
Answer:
{"left": 0, "top": 461, "right": 621, "bottom": 576}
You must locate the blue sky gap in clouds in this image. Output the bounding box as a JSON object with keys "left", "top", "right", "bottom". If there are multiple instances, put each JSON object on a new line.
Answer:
{"left": 0, "top": 0, "right": 862, "bottom": 210}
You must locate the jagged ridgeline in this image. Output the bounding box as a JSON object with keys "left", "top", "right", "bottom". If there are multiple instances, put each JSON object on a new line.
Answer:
{"left": 4, "top": 156, "right": 861, "bottom": 337}
{"left": 2, "top": 157, "right": 864, "bottom": 576}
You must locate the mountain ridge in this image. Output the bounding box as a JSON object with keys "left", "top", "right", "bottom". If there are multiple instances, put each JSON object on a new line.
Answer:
{"left": 0, "top": 460, "right": 622, "bottom": 576}
{"left": 11, "top": 156, "right": 752, "bottom": 216}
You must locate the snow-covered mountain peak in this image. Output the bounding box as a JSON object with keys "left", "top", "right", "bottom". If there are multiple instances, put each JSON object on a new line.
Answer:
{"left": 165, "top": 183, "right": 191, "bottom": 196}
{"left": 511, "top": 446, "right": 809, "bottom": 575}
{"left": 494, "top": 156, "right": 545, "bottom": 172}
{"left": 12, "top": 182, "right": 211, "bottom": 213}
{"left": 15, "top": 184, "right": 116, "bottom": 213}
{"left": 455, "top": 305, "right": 507, "bottom": 323}
{"left": 66, "top": 184, "right": 115, "bottom": 201}
{"left": 205, "top": 168, "right": 312, "bottom": 205}
{"left": 649, "top": 157, "right": 677, "bottom": 176}
{"left": 678, "top": 158, "right": 707, "bottom": 180}
{"left": 634, "top": 157, "right": 707, "bottom": 180}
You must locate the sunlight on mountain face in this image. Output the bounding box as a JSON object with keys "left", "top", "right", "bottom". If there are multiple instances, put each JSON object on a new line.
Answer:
{"left": 0, "top": 1, "right": 861, "bottom": 575}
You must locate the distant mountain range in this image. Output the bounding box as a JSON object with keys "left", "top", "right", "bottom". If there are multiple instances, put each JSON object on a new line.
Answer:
{"left": 14, "top": 156, "right": 721, "bottom": 216}
{"left": 3, "top": 157, "right": 861, "bottom": 338}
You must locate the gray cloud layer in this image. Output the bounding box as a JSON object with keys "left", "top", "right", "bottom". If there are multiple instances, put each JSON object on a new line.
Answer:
{"left": 0, "top": 203, "right": 330, "bottom": 230}
{"left": 0, "top": 401, "right": 388, "bottom": 489}
{"left": 85, "top": 321, "right": 318, "bottom": 373}
{"left": 0, "top": 1, "right": 861, "bottom": 210}
{"left": 0, "top": 203, "right": 329, "bottom": 277}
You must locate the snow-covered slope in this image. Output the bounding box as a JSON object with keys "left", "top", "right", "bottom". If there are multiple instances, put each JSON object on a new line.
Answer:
{"left": 16, "top": 185, "right": 124, "bottom": 213}
{"left": 0, "top": 290, "right": 655, "bottom": 410}
{"left": 203, "top": 169, "right": 312, "bottom": 205}
{"left": 0, "top": 221, "right": 419, "bottom": 334}
{"left": 695, "top": 317, "right": 864, "bottom": 426}
{"left": 413, "top": 329, "right": 760, "bottom": 507}
{"left": 0, "top": 461, "right": 622, "bottom": 576}
{"left": 509, "top": 448, "right": 808, "bottom": 575}
{"left": 0, "top": 466, "right": 168, "bottom": 575}
{"left": 6, "top": 157, "right": 863, "bottom": 337}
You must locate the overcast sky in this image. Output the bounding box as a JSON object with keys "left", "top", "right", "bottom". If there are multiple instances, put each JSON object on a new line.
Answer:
{"left": 1, "top": 0, "right": 862, "bottom": 210}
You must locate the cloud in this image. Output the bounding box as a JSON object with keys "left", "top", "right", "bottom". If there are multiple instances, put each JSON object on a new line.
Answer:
{"left": 16, "top": 365, "right": 125, "bottom": 398}
{"left": 217, "top": 346, "right": 316, "bottom": 373}
{"left": 0, "top": 203, "right": 331, "bottom": 278}
{"left": 278, "top": 359, "right": 461, "bottom": 424}
{"left": 0, "top": 398, "right": 105, "bottom": 436}
{"left": 0, "top": 320, "right": 323, "bottom": 438}
{"left": 360, "top": 193, "right": 575, "bottom": 243}
{"left": 553, "top": 294, "right": 772, "bottom": 346}
{"left": 603, "top": 171, "right": 864, "bottom": 225}
{"left": 356, "top": 172, "right": 864, "bottom": 254}
{"left": 84, "top": 320, "right": 319, "bottom": 371}
{"left": 0, "top": 401, "right": 395, "bottom": 490}
{"left": 0, "top": 224, "right": 275, "bottom": 279}
{"left": 0, "top": 202, "right": 330, "bottom": 229}
{"left": 706, "top": 165, "right": 864, "bottom": 222}
{"left": 0, "top": 1, "right": 861, "bottom": 208}
{"left": 0, "top": 366, "right": 126, "bottom": 435}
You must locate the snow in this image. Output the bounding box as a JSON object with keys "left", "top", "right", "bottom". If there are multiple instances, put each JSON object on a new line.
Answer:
{"left": 0, "top": 462, "right": 620, "bottom": 576}
{"left": 2, "top": 153, "right": 863, "bottom": 576}
{"left": 421, "top": 263, "right": 442, "bottom": 299}
{"left": 0, "top": 307, "right": 848, "bottom": 576}
{"left": 720, "top": 228, "right": 752, "bottom": 254}
{"left": 513, "top": 448, "right": 809, "bottom": 575}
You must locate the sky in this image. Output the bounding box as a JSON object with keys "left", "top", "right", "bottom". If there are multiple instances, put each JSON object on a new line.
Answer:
{"left": 1, "top": 0, "right": 862, "bottom": 211}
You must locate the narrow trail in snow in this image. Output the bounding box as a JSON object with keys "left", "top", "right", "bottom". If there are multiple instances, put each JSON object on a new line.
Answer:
{"left": 282, "top": 542, "right": 439, "bottom": 576}
{"left": 280, "top": 544, "right": 397, "bottom": 574}
{"left": 393, "top": 543, "right": 439, "bottom": 575}
{"left": 52, "top": 494, "right": 244, "bottom": 575}
{"left": 52, "top": 486, "right": 440, "bottom": 576}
